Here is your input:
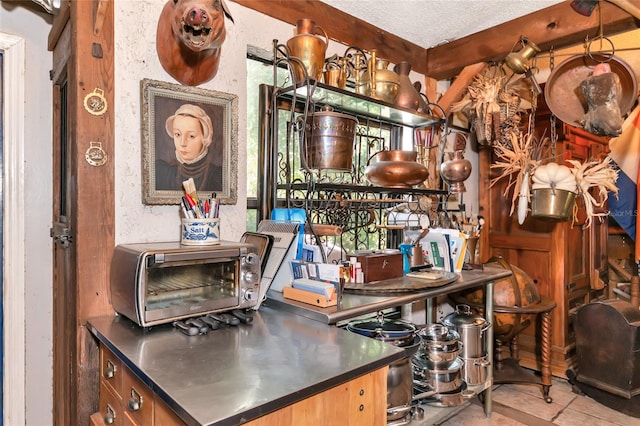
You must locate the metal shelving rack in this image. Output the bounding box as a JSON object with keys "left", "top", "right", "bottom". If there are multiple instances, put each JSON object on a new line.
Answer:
{"left": 258, "top": 40, "right": 450, "bottom": 253}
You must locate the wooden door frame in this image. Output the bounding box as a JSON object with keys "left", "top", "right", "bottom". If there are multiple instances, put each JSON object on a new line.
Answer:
{"left": 49, "top": 0, "right": 115, "bottom": 423}
{"left": 1, "top": 31, "right": 27, "bottom": 426}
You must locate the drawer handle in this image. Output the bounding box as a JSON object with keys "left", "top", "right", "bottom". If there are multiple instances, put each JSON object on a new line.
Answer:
{"left": 128, "top": 387, "right": 143, "bottom": 411}
{"left": 104, "top": 360, "right": 117, "bottom": 379}
{"left": 104, "top": 404, "right": 116, "bottom": 424}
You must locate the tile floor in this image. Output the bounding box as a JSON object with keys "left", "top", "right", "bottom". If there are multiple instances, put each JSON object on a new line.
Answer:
{"left": 411, "top": 375, "right": 640, "bottom": 426}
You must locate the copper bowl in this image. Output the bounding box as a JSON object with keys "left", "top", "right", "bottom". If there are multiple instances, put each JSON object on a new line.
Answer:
{"left": 544, "top": 54, "right": 637, "bottom": 128}
{"left": 364, "top": 150, "right": 429, "bottom": 188}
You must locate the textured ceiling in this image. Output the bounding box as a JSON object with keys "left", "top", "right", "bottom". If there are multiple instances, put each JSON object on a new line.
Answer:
{"left": 322, "top": 0, "right": 565, "bottom": 49}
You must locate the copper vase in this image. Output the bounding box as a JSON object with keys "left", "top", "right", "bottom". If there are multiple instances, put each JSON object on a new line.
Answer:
{"left": 393, "top": 61, "right": 422, "bottom": 111}
{"left": 440, "top": 151, "right": 472, "bottom": 193}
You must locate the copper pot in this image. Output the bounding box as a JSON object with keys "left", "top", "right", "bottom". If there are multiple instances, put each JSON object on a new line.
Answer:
{"left": 544, "top": 54, "right": 637, "bottom": 128}
{"left": 530, "top": 188, "right": 576, "bottom": 221}
{"left": 357, "top": 49, "right": 400, "bottom": 103}
{"left": 303, "top": 106, "right": 358, "bottom": 171}
{"left": 440, "top": 150, "right": 472, "bottom": 193}
{"left": 365, "top": 149, "right": 429, "bottom": 188}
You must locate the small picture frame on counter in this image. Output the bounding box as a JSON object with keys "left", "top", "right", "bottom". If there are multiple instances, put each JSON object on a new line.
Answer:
{"left": 140, "top": 78, "right": 238, "bottom": 205}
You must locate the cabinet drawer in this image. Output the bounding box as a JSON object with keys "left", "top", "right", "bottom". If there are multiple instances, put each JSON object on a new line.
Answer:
{"left": 100, "top": 346, "right": 123, "bottom": 398}
{"left": 99, "top": 381, "right": 123, "bottom": 426}
{"left": 122, "top": 366, "right": 154, "bottom": 424}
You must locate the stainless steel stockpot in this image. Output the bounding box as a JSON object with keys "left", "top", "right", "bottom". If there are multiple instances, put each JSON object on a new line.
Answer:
{"left": 442, "top": 304, "right": 490, "bottom": 359}
{"left": 412, "top": 356, "right": 464, "bottom": 394}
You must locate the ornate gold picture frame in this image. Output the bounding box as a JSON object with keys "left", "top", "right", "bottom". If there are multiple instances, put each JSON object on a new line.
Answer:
{"left": 141, "top": 78, "right": 238, "bottom": 205}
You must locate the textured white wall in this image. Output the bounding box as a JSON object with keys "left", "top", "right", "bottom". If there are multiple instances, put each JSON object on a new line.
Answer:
{"left": 115, "top": 1, "right": 322, "bottom": 243}
{"left": 113, "top": 0, "right": 424, "bottom": 244}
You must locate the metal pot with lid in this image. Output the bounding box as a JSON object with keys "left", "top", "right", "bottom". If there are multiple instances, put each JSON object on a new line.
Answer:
{"left": 442, "top": 304, "right": 490, "bottom": 359}
{"left": 346, "top": 315, "right": 417, "bottom": 347}
{"left": 346, "top": 314, "right": 419, "bottom": 423}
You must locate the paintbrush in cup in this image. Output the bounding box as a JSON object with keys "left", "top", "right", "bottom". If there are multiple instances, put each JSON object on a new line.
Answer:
{"left": 182, "top": 178, "right": 199, "bottom": 205}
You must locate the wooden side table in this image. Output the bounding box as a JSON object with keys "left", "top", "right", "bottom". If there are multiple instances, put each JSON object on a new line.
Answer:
{"left": 490, "top": 300, "right": 557, "bottom": 403}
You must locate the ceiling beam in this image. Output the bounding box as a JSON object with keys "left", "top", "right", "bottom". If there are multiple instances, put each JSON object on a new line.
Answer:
{"left": 231, "top": 0, "right": 428, "bottom": 75}
{"left": 426, "top": 1, "right": 638, "bottom": 80}
{"left": 233, "top": 0, "right": 638, "bottom": 82}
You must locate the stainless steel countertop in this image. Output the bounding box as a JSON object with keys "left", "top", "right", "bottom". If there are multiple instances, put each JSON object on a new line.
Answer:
{"left": 265, "top": 267, "right": 513, "bottom": 324}
{"left": 88, "top": 306, "right": 405, "bottom": 426}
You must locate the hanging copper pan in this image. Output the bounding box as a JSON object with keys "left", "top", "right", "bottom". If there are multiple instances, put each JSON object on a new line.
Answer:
{"left": 544, "top": 54, "right": 638, "bottom": 127}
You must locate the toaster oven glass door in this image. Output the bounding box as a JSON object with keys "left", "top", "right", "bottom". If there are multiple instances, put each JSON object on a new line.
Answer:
{"left": 145, "top": 258, "right": 239, "bottom": 321}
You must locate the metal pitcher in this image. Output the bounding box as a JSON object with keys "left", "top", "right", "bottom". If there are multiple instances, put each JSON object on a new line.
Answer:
{"left": 286, "top": 19, "right": 328, "bottom": 83}
{"left": 357, "top": 49, "right": 400, "bottom": 103}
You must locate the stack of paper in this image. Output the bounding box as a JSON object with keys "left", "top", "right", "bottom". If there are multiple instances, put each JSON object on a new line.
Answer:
{"left": 407, "top": 228, "right": 468, "bottom": 272}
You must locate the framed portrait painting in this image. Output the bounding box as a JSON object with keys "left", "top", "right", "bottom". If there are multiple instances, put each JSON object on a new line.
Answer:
{"left": 141, "top": 78, "right": 238, "bottom": 205}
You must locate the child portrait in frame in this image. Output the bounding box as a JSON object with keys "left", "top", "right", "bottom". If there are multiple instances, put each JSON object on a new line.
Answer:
{"left": 141, "top": 79, "right": 238, "bottom": 205}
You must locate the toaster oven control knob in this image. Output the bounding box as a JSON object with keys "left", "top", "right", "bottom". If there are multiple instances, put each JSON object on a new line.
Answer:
{"left": 243, "top": 271, "right": 259, "bottom": 284}
{"left": 244, "top": 288, "right": 259, "bottom": 301}
{"left": 245, "top": 252, "right": 260, "bottom": 266}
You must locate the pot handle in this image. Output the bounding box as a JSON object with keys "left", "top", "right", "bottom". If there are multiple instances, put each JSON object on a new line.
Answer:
{"left": 455, "top": 304, "right": 472, "bottom": 315}
{"left": 461, "top": 388, "right": 476, "bottom": 399}
{"left": 474, "top": 358, "right": 491, "bottom": 367}
{"left": 366, "top": 149, "right": 385, "bottom": 166}
{"left": 313, "top": 25, "right": 329, "bottom": 48}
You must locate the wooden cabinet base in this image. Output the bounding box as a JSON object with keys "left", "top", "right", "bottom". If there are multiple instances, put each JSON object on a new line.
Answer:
{"left": 97, "top": 342, "right": 389, "bottom": 425}
{"left": 244, "top": 367, "right": 388, "bottom": 426}
{"left": 97, "top": 344, "right": 186, "bottom": 426}
{"left": 478, "top": 104, "right": 610, "bottom": 379}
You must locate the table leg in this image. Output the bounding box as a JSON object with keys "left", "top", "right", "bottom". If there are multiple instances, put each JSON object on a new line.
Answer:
{"left": 540, "top": 310, "right": 553, "bottom": 403}
{"left": 484, "top": 280, "right": 494, "bottom": 417}
{"left": 426, "top": 297, "right": 436, "bottom": 324}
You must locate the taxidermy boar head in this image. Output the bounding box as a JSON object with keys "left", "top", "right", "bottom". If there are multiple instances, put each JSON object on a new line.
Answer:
{"left": 156, "top": 0, "right": 234, "bottom": 86}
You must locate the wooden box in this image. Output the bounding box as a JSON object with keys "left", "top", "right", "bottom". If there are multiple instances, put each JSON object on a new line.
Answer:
{"left": 356, "top": 253, "right": 404, "bottom": 283}
{"left": 283, "top": 286, "right": 337, "bottom": 307}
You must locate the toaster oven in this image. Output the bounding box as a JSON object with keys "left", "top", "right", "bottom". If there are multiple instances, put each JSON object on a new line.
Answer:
{"left": 110, "top": 241, "right": 261, "bottom": 327}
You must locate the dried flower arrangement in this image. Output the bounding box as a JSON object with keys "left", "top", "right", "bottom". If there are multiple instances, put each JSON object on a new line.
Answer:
{"left": 457, "top": 65, "right": 620, "bottom": 228}
{"left": 451, "top": 68, "right": 504, "bottom": 145}
{"left": 566, "top": 157, "right": 619, "bottom": 227}
{"left": 492, "top": 145, "right": 619, "bottom": 227}
{"left": 490, "top": 129, "right": 543, "bottom": 223}
{"left": 451, "top": 66, "right": 533, "bottom": 147}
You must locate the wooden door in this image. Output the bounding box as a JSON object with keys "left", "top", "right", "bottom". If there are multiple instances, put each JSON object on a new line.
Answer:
{"left": 51, "top": 51, "right": 77, "bottom": 425}
{"left": 49, "top": 1, "right": 115, "bottom": 424}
